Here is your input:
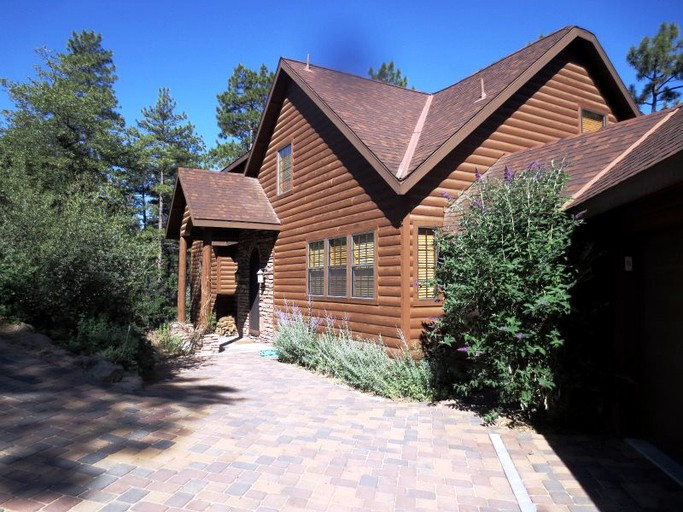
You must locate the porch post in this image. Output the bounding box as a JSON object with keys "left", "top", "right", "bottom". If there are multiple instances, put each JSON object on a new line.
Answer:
{"left": 199, "top": 228, "right": 213, "bottom": 327}
{"left": 177, "top": 236, "right": 187, "bottom": 323}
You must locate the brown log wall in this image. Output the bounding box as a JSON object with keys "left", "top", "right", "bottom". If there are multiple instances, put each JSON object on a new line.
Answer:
{"left": 259, "top": 85, "right": 406, "bottom": 348}
{"left": 405, "top": 55, "right": 621, "bottom": 343}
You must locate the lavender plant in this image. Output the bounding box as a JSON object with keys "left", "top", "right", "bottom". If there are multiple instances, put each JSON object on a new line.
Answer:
{"left": 274, "top": 306, "right": 434, "bottom": 401}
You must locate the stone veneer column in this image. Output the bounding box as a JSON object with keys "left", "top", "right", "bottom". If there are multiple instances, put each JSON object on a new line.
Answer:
{"left": 236, "top": 230, "right": 277, "bottom": 342}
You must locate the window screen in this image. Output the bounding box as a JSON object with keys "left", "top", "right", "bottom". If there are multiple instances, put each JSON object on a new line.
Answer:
{"left": 581, "top": 109, "right": 605, "bottom": 133}
{"left": 417, "top": 228, "right": 437, "bottom": 300}
{"left": 278, "top": 144, "right": 292, "bottom": 194}
{"left": 308, "top": 241, "right": 324, "bottom": 296}
{"left": 352, "top": 232, "right": 374, "bottom": 298}
{"left": 328, "top": 237, "right": 347, "bottom": 296}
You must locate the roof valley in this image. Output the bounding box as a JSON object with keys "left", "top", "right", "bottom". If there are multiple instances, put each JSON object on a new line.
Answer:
{"left": 397, "top": 94, "right": 433, "bottom": 179}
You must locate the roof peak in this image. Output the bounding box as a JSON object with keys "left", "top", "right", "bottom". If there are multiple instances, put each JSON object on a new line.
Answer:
{"left": 281, "top": 57, "right": 429, "bottom": 95}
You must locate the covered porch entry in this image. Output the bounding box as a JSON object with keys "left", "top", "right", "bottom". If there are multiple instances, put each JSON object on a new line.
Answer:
{"left": 166, "top": 168, "right": 280, "bottom": 341}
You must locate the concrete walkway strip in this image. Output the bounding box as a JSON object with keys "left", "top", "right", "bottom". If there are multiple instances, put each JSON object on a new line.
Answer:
{"left": 489, "top": 432, "right": 537, "bottom": 512}
{"left": 626, "top": 438, "right": 683, "bottom": 488}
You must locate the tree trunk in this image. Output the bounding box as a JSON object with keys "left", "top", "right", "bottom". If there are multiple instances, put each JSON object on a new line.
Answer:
{"left": 157, "top": 168, "right": 164, "bottom": 277}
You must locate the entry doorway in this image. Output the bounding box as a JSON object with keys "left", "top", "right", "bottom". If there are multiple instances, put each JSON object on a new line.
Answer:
{"left": 249, "top": 250, "right": 260, "bottom": 337}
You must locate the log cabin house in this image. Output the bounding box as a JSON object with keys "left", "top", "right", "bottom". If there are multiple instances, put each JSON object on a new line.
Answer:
{"left": 167, "top": 25, "right": 642, "bottom": 348}
{"left": 167, "top": 26, "right": 683, "bottom": 459}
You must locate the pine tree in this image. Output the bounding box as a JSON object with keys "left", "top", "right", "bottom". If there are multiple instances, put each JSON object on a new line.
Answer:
{"left": 627, "top": 22, "right": 683, "bottom": 112}
{"left": 132, "top": 88, "right": 205, "bottom": 288}
{"left": 368, "top": 61, "right": 409, "bottom": 88}
{"left": 210, "top": 64, "right": 273, "bottom": 168}
{"left": 1, "top": 30, "right": 125, "bottom": 195}
{"left": 135, "top": 87, "right": 205, "bottom": 230}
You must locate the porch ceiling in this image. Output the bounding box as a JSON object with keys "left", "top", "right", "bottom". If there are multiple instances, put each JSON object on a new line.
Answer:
{"left": 167, "top": 168, "right": 280, "bottom": 239}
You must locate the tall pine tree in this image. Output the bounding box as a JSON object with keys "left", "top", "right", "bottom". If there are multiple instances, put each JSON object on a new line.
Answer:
{"left": 1, "top": 30, "right": 125, "bottom": 196}
{"left": 209, "top": 64, "right": 273, "bottom": 168}
{"left": 627, "top": 22, "right": 683, "bottom": 112}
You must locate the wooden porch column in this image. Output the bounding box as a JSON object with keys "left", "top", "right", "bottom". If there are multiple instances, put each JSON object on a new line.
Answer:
{"left": 177, "top": 236, "right": 188, "bottom": 323}
{"left": 199, "top": 228, "right": 213, "bottom": 327}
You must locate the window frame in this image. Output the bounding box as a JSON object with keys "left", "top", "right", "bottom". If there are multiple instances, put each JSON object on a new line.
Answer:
{"left": 305, "top": 230, "right": 376, "bottom": 302}
{"left": 307, "top": 240, "right": 325, "bottom": 296}
{"left": 327, "top": 236, "right": 348, "bottom": 297}
{"left": 351, "top": 232, "right": 375, "bottom": 299}
{"left": 416, "top": 226, "right": 438, "bottom": 301}
{"left": 580, "top": 108, "right": 607, "bottom": 133}
{"left": 277, "top": 143, "right": 293, "bottom": 195}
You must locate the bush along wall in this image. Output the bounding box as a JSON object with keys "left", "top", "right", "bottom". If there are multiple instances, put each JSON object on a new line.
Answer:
{"left": 431, "top": 162, "right": 582, "bottom": 419}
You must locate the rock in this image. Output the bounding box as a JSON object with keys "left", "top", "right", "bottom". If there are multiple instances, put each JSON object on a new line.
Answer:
{"left": 88, "top": 359, "right": 125, "bottom": 384}
{"left": 0, "top": 322, "right": 35, "bottom": 335}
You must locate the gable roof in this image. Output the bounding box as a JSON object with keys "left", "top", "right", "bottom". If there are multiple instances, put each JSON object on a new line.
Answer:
{"left": 166, "top": 168, "right": 280, "bottom": 239}
{"left": 246, "top": 26, "right": 639, "bottom": 195}
{"left": 485, "top": 107, "right": 683, "bottom": 216}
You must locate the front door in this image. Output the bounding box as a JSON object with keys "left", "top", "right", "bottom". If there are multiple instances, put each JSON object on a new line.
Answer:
{"left": 249, "top": 250, "right": 260, "bottom": 337}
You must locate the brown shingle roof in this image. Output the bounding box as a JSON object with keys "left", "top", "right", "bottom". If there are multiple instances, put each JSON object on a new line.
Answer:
{"left": 254, "top": 26, "right": 637, "bottom": 195}
{"left": 167, "top": 168, "right": 280, "bottom": 237}
{"left": 411, "top": 27, "right": 574, "bottom": 172}
{"left": 284, "top": 60, "right": 429, "bottom": 176}
{"left": 485, "top": 107, "right": 682, "bottom": 212}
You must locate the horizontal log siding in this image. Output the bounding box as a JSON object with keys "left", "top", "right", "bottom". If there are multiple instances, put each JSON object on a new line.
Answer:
{"left": 217, "top": 255, "right": 237, "bottom": 294}
{"left": 260, "top": 85, "right": 405, "bottom": 347}
{"left": 406, "top": 57, "right": 618, "bottom": 343}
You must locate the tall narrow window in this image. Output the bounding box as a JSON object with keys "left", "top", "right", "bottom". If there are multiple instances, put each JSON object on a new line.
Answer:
{"left": 328, "top": 237, "right": 347, "bottom": 297}
{"left": 581, "top": 109, "right": 606, "bottom": 133}
{"left": 277, "top": 144, "right": 292, "bottom": 194}
{"left": 308, "top": 241, "right": 324, "bottom": 296}
{"left": 417, "top": 228, "right": 437, "bottom": 300}
{"left": 352, "top": 233, "right": 375, "bottom": 298}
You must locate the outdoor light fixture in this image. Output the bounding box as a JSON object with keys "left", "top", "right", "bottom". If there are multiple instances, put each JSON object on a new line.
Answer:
{"left": 257, "top": 268, "right": 265, "bottom": 284}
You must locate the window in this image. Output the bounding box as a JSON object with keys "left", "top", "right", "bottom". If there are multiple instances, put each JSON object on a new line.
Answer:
{"left": 277, "top": 144, "right": 292, "bottom": 194}
{"left": 581, "top": 109, "right": 606, "bottom": 133}
{"left": 417, "top": 228, "right": 437, "bottom": 300}
{"left": 352, "top": 233, "right": 375, "bottom": 298}
{"left": 328, "top": 237, "right": 347, "bottom": 297}
{"left": 306, "top": 232, "right": 375, "bottom": 300}
{"left": 308, "top": 241, "right": 324, "bottom": 296}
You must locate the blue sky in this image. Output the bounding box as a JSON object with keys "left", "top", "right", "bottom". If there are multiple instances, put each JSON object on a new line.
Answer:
{"left": 1, "top": 0, "right": 681, "bottom": 153}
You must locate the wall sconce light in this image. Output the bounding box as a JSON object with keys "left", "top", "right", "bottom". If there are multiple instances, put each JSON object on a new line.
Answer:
{"left": 257, "top": 268, "right": 265, "bottom": 284}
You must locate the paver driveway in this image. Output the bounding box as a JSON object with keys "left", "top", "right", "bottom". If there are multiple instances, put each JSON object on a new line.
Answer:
{"left": 1, "top": 339, "right": 682, "bottom": 511}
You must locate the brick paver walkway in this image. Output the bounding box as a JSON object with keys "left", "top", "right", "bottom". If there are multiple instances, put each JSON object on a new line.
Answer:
{"left": 1, "top": 339, "right": 682, "bottom": 511}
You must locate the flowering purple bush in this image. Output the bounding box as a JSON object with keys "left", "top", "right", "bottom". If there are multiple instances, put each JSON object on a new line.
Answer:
{"left": 431, "top": 161, "right": 582, "bottom": 416}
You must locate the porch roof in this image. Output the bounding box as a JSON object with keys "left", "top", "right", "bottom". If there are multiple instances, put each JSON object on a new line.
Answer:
{"left": 166, "top": 168, "right": 280, "bottom": 239}
{"left": 486, "top": 107, "right": 683, "bottom": 215}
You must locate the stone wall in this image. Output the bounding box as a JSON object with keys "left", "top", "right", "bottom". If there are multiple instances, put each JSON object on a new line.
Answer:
{"left": 235, "top": 230, "right": 277, "bottom": 343}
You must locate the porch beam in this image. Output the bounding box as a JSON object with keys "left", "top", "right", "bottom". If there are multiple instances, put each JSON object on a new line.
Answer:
{"left": 177, "top": 236, "right": 188, "bottom": 323}
{"left": 199, "top": 228, "right": 213, "bottom": 327}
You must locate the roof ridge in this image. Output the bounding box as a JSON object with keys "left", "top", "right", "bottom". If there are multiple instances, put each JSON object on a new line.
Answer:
{"left": 563, "top": 107, "right": 680, "bottom": 209}
{"left": 432, "top": 26, "right": 577, "bottom": 96}
{"left": 281, "top": 57, "right": 430, "bottom": 95}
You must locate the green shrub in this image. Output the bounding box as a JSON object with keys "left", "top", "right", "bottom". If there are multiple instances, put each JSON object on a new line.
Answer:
{"left": 274, "top": 306, "right": 434, "bottom": 401}
{"left": 66, "top": 316, "right": 155, "bottom": 378}
{"left": 431, "top": 162, "right": 581, "bottom": 416}
{"left": 156, "top": 323, "right": 185, "bottom": 356}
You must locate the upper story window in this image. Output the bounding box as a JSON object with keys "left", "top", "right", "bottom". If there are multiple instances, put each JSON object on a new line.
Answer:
{"left": 417, "top": 228, "right": 437, "bottom": 300}
{"left": 581, "top": 109, "right": 606, "bottom": 133}
{"left": 277, "top": 144, "right": 292, "bottom": 194}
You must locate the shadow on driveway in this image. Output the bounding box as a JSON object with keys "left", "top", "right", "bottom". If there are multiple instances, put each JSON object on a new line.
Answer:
{"left": 0, "top": 340, "right": 241, "bottom": 501}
